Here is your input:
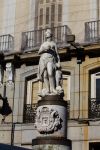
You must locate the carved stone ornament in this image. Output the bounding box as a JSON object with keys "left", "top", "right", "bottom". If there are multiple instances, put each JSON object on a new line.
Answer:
{"left": 35, "top": 107, "right": 62, "bottom": 134}
{"left": 6, "top": 63, "right": 14, "bottom": 85}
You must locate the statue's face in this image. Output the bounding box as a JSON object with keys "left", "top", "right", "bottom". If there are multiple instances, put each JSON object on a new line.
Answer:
{"left": 46, "top": 32, "right": 51, "bottom": 38}
{"left": 45, "top": 30, "right": 52, "bottom": 38}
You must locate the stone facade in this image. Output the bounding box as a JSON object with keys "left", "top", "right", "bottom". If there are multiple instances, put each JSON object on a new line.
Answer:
{"left": 0, "top": 0, "right": 100, "bottom": 150}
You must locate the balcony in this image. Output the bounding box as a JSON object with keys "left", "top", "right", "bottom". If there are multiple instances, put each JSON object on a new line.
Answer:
{"left": 23, "top": 101, "right": 70, "bottom": 123}
{"left": 23, "top": 103, "right": 37, "bottom": 123}
{"left": 85, "top": 20, "right": 100, "bottom": 43}
{"left": 21, "top": 25, "right": 71, "bottom": 52}
{"left": 89, "top": 98, "right": 100, "bottom": 118}
{"left": 0, "top": 34, "right": 14, "bottom": 52}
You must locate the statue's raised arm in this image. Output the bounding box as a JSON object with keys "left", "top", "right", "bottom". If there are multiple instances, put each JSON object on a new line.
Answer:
{"left": 38, "top": 29, "right": 64, "bottom": 97}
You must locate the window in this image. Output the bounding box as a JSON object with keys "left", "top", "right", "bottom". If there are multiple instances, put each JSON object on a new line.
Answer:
{"left": 62, "top": 74, "right": 70, "bottom": 100}
{"left": 57, "top": 26, "right": 61, "bottom": 41}
{"left": 91, "top": 72, "right": 100, "bottom": 101}
{"left": 51, "top": 4, "right": 55, "bottom": 22}
{"left": 39, "top": 8, "right": 43, "bottom": 26}
{"left": 89, "top": 68, "right": 100, "bottom": 118}
{"left": 46, "top": 7, "right": 49, "bottom": 24}
{"left": 46, "top": 0, "right": 50, "bottom": 3}
{"left": 62, "top": 72, "right": 71, "bottom": 118}
{"left": 58, "top": 4, "right": 62, "bottom": 22}
{"left": 89, "top": 142, "right": 100, "bottom": 150}
{"left": 35, "top": 0, "right": 63, "bottom": 29}
{"left": 26, "top": 78, "right": 38, "bottom": 104}
{"left": 40, "top": 0, "right": 44, "bottom": 4}
{"left": 23, "top": 75, "right": 38, "bottom": 123}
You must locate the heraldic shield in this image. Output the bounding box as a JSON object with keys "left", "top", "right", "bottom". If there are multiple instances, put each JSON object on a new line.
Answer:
{"left": 35, "top": 106, "right": 63, "bottom": 134}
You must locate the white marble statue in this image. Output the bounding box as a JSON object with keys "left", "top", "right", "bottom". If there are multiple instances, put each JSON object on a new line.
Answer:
{"left": 38, "top": 29, "right": 63, "bottom": 96}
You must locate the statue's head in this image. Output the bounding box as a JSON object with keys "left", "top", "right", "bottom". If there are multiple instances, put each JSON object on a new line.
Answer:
{"left": 45, "top": 29, "right": 52, "bottom": 38}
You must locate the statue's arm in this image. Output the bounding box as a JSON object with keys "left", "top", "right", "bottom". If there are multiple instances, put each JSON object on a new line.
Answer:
{"left": 38, "top": 45, "right": 44, "bottom": 54}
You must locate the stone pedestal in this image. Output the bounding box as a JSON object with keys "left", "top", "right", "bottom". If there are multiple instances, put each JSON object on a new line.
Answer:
{"left": 32, "top": 95, "right": 71, "bottom": 150}
{"left": 32, "top": 137, "right": 71, "bottom": 150}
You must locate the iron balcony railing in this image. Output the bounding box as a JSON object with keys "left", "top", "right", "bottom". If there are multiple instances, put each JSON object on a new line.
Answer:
{"left": 21, "top": 25, "right": 70, "bottom": 52}
{"left": 23, "top": 103, "right": 37, "bottom": 123}
{"left": 85, "top": 20, "right": 100, "bottom": 43}
{"left": 23, "top": 101, "right": 70, "bottom": 123}
{"left": 0, "top": 34, "right": 14, "bottom": 52}
{"left": 89, "top": 98, "right": 100, "bottom": 118}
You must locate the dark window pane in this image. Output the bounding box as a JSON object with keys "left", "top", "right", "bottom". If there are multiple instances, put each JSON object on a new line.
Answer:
{"left": 40, "top": 0, "right": 43, "bottom": 4}
{"left": 58, "top": 4, "right": 62, "bottom": 22}
{"left": 39, "top": 8, "right": 43, "bottom": 26}
{"left": 51, "top": 4, "right": 55, "bottom": 22}
{"left": 96, "top": 78, "right": 100, "bottom": 99}
{"left": 46, "top": 7, "right": 49, "bottom": 24}
{"left": 46, "top": 0, "right": 50, "bottom": 3}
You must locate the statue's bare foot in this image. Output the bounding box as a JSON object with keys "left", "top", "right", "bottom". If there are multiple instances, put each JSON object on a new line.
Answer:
{"left": 38, "top": 88, "right": 50, "bottom": 97}
{"left": 52, "top": 89, "right": 58, "bottom": 95}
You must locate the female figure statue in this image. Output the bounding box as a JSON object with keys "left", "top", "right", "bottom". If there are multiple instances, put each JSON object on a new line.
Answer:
{"left": 38, "top": 29, "right": 63, "bottom": 96}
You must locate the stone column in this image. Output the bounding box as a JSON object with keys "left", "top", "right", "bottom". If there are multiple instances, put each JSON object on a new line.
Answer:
{"left": 32, "top": 95, "right": 72, "bottom": 150}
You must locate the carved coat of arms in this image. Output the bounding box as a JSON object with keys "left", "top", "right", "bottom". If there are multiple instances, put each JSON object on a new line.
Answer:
{"left": 35, "top": 107, "right": 62, "bottom": 134}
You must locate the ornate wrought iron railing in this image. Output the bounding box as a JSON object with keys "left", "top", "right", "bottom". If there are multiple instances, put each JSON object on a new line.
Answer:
{"left": 21, "top": 25, "right": 70, "bottom": 51}
{"left": 85, "top": 20, "right": 100, "bottom": 43}
{"left": 23, "top": 101, "right": 70, "bottom": 123}
{"left": 89, "top": 98, "right": 100, "bottom": 118}
{"left": 23, "top": 103, "right": 37, "bottom": 123}
{"left": 0, "top": 34, "right": 14, "bottom": 52}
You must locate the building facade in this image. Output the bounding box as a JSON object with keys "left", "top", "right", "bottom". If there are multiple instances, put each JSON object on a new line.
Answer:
{"left": 0, "top": 0, "right": 100, "bottom": 149}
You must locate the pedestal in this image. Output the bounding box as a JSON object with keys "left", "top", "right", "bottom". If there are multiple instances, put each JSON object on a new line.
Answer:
{"left": 32, "top": 95, "right": 71, "bottom": 150}
{"left": 32, "top": 137, "right": 71, "bottom": 150}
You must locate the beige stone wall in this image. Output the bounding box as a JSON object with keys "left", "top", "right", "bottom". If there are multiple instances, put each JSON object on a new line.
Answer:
{"left": 0, "top": 121, "right": 100, "bottom": 150}
{"left": 0, "top": 0, "right": 4, "bottom": 35}
{"left": 0, "top": 54, "right": 99, "bottom": 150}
{"left": 14, "top": 0, "right": 36, "bottom": 52}
{"left": 0, "top": 0, "right": 99, "bottom": 50}
{"left": 62, "top": 0, "right": 98, "bottom": 42}
{"left": 0, "top": 1, "right": 100, "bottom": 150}
{"left": 0, "top": 0, "right": 36, "bottom": 51}
{"left": 61, "top": 56, "right": 100, "bottom": 119}
{"left": 14, "top": 0, "right": 30, "bottom": 51}
{"left": 0, "top": 0, "right": 15, "bottom": 35}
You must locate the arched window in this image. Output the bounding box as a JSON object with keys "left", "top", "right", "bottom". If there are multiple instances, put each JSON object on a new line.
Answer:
{"left": 90, "top": 67, "right": 100, "bottom": 100}
{"left": 62, "top": 71, "right": 71, "bottom": 118}
{"left": 89, "top": 67, "right": 100, "bottom": 118}
{"left": 26, "top": 79, "right": 39, "bottom": 104}
{"left": 91, "top": 72, "right": 100, "bottom": 99}
{"left": 23, "top": 70, "right": 71, "bottom": 123}
{"left": 23, "top": 74, "right": 39, "bottom": 123}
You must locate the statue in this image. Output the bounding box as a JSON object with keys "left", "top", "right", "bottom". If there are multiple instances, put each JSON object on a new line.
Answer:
{"left": 38, "top": 29, "right": 64, "bottom": 97}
